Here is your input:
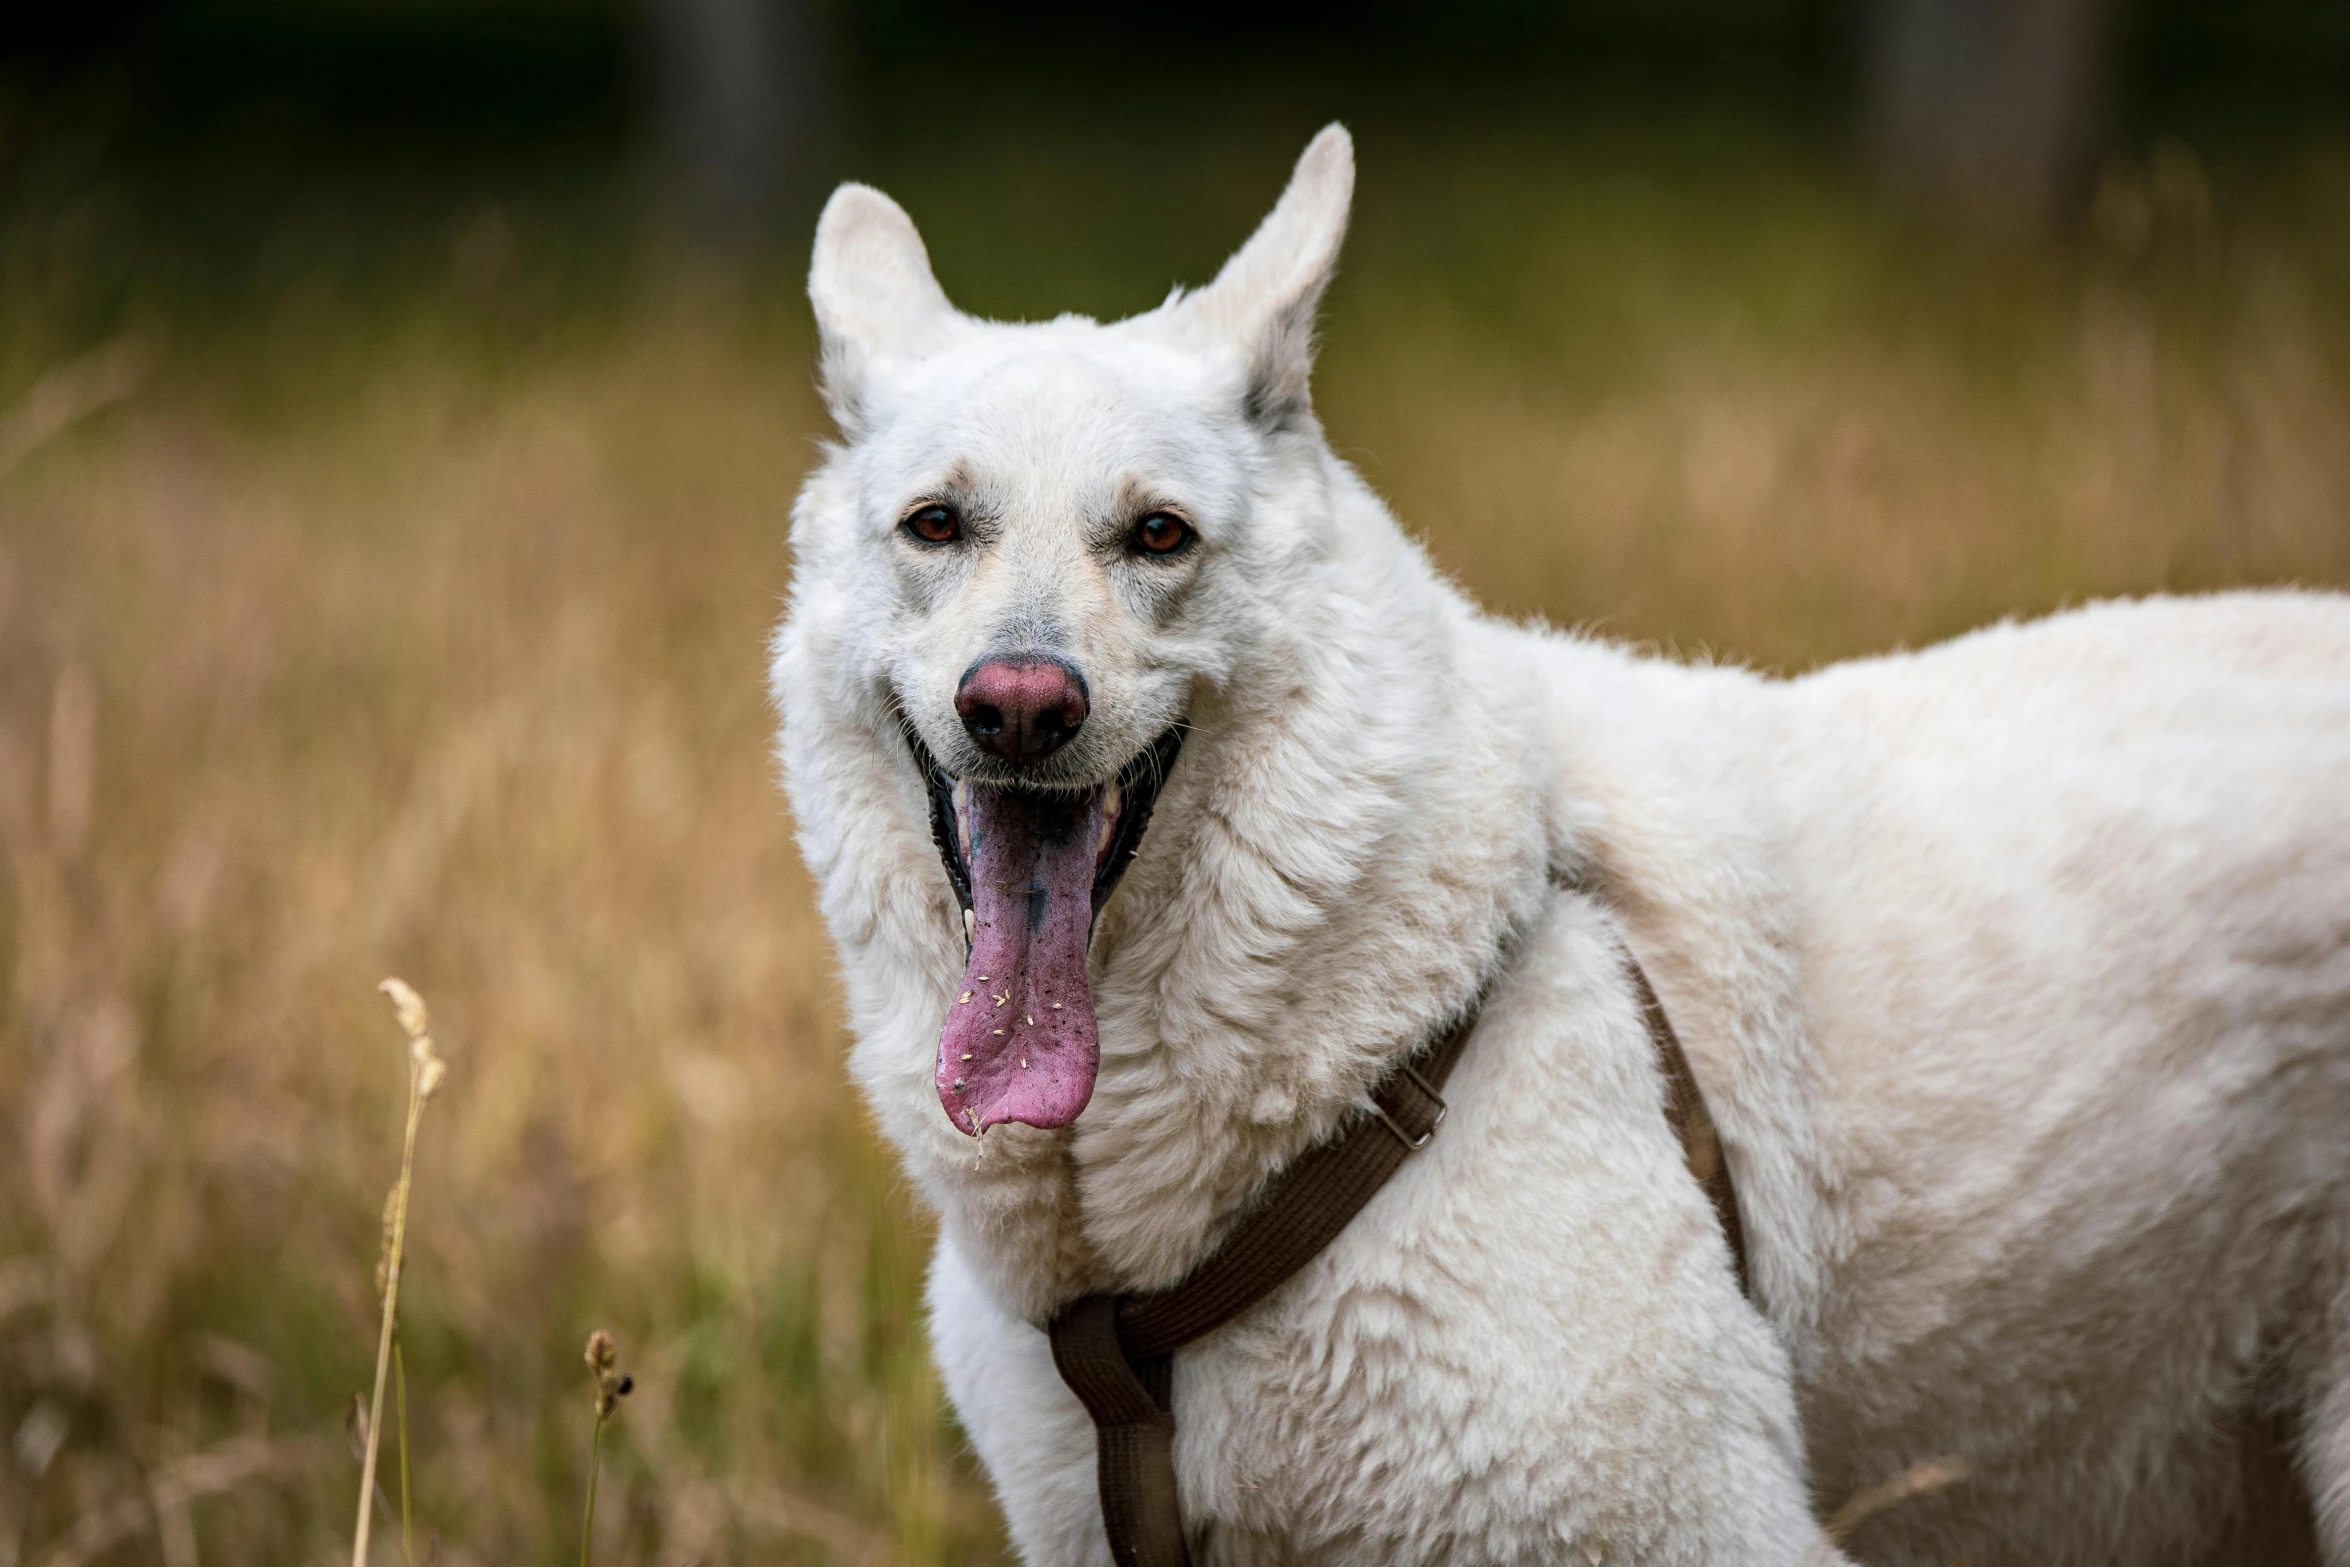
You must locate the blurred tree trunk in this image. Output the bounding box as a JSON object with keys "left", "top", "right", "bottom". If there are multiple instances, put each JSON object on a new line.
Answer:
{"left": 1861, "top": 0, "right": 2125, "bottom": 227}
{"left": 644, "top": 0, "right": 831, "bottom": 239}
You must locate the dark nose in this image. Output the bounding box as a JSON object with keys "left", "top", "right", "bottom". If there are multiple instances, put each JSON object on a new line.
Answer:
{"left": 956, "top": 659, "right": 1089, "bottom": 762}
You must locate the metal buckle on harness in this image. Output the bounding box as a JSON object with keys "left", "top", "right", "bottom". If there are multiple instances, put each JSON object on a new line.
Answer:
{"left": 1373, "top": 1063, "right": 1447, "bottom": 1151}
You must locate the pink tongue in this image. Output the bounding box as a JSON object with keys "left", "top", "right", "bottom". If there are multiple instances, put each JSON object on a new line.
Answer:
{"left": 938, "top": 785, "right": 1105, "bottom": 1135}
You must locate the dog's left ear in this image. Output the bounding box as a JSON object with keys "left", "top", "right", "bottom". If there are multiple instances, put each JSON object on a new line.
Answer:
{"left": 808, "top": 183, "right": 957, "bottom": 437}
{"left": 1166, "top": 124, "right": 1354, "bottom": 432}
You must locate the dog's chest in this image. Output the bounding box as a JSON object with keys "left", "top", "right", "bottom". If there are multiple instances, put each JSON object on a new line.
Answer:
{"left": 1138, "top": 1132, "right": 1761, "bottom": 1567}
{"left": 937, "top": 896, "right": 1815, "bottom": 1567}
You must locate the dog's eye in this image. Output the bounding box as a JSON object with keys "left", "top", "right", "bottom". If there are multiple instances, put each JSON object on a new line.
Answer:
{"left": 904, "top": 504, "right": 963, "bottom": 545}
{"left": 1132, "top": 512, "right": 1192, "bottom": 556}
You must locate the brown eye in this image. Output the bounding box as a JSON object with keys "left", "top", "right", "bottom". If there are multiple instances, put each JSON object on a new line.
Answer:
{"left": 905, "top": 504, "right": 963, "bottom": 545}
{"left": 1133, "top": 511, "right": 1192, "bottom": 556}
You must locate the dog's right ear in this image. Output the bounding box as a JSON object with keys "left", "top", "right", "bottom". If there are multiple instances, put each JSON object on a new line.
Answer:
{"left": 808, "top": 184, "right": 956, "bottom": 437}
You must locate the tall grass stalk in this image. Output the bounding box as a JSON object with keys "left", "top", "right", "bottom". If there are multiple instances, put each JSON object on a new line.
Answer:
{"left": 1804, "top": 1456, "right": 1969, "bottom": 1564}
{"left": 579, "top": 1412, "right": 606, "bottom": 1567}
{"left": 396, "top": 1337, "right": 414, "bottom": 1564}
{"left": 579, "top": 1330, "right": 632, "bottom": 1567}
{"left": 355, "top": 979, "right": 447, "bottom": 1567}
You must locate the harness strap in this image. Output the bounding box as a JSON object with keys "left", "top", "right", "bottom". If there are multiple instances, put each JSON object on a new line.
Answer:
{"left": 1045, "top": 1296, "right": 1182, "bottom": 1567}
{"left": 1046, "top": 952, "right": 1746, "bottom": 1567}
{"left": 1630, "top": 955, "right": 1751, "bottom": 1299}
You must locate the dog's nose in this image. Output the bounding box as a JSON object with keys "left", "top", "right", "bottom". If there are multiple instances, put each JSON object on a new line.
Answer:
{"left": 956, "top": 659, "right": 1089, "bottom": 762}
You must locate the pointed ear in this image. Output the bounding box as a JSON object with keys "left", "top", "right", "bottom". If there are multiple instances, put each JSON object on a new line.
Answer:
{"left": 1167, "top": 124, "right": 1354, "bottom": 431}
{"left": 808, "top": 183, "right": 956, "bottom": 435}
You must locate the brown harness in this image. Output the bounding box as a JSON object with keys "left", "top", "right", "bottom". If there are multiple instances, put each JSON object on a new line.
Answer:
{"left": 1046, "top": 950, "right": 1750, "bottom": 1567}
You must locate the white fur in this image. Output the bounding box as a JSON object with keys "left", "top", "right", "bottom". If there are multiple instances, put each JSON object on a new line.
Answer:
{"left": 771, "top": 124, "right": 2350, "bottom": 1565}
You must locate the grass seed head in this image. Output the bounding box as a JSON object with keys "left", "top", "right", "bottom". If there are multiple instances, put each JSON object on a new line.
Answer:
{"left": 380, "top": 977, "right": 430, "bottom": 1041}
{"left": 375, "top": 1188, "right": 399, "bottom": 1296}
{"left": 584, "top": 1330, "right": 632, "bottom": 1420}
{"left": 381, "top": 977, "right": 448, "bottom": 1099}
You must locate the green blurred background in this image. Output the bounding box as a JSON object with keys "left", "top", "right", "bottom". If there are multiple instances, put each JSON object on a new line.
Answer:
{"left": 3, "top": 4, "right": 2348, "bottom": 1564}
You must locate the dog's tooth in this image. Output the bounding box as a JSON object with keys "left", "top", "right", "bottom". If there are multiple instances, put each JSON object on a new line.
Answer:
{"left": 1104, "top": 779, "right": 1121, "bottom": 819}
{"left": 964, "top": 909, "right": 976, "bottom": 946}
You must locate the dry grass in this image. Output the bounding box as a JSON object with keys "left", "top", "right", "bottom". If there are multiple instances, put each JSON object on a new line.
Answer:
{"left": 0, "top": 112, "right": 2346, "bottom": 1565}
{"left": 0, "top": 303, "right": 971, "bottom": 1564}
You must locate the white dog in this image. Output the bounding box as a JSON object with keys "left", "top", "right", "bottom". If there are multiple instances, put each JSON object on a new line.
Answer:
{"left": 770, "top": 124, "right": 2350, "bottom": 1565}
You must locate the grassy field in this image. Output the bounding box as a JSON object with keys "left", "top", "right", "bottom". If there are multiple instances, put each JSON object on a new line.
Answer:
{"left": 2, "top": 95, "right": 2349, "bottom": 1566}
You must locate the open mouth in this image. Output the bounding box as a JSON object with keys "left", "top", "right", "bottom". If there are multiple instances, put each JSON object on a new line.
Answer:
{"left": 909, "top": 726, "right": 1184, "bottom": 1136}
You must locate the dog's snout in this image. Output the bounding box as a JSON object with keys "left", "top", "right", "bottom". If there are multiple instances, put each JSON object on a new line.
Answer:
{"left": 956, "top": 659, "right": 1089, "bottom": 763}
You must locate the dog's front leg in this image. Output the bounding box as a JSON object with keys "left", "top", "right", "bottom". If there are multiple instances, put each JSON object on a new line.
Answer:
{"left": 929, "top": 1230, "right": 1115, "bottom": 1566}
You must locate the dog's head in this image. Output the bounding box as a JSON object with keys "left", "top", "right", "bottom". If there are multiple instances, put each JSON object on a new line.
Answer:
{"left": 792, "top": 126, "right": 1355, "bottom": 1138}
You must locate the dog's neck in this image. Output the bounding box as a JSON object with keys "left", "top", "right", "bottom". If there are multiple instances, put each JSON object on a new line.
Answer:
{"left": 792, "top": 455, "right": 1555, "bottom": 1323}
